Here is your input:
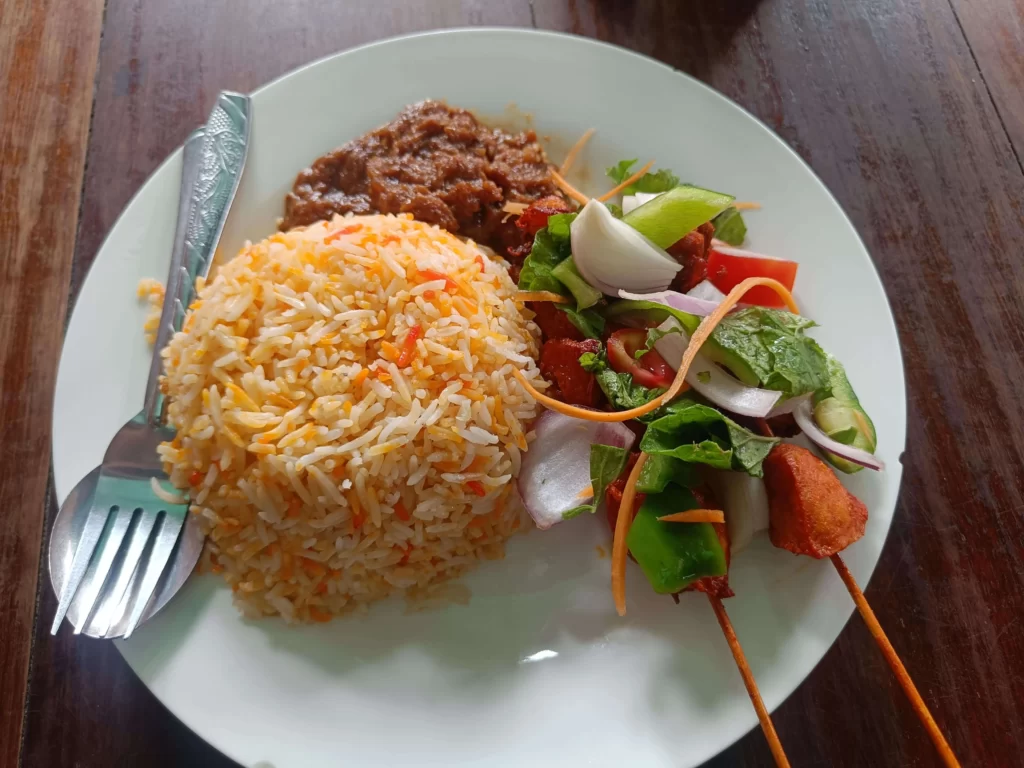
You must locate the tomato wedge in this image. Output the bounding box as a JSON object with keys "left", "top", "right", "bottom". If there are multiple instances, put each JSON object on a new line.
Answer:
{"left": 606, "top": 329, "right": 675, "bottom": 389}
{"left": 707, "top": 244, "right": 798, "bottom": 308}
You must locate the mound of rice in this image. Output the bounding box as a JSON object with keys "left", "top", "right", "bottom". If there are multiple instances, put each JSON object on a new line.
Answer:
{"left": 157, "top": 213, "right": 543, "bottom": 622}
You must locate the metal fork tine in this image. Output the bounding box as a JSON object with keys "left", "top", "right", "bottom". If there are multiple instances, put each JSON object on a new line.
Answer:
{"left": 98, "top": 506, "right": 160, "bottom": 638}
{"left": 71, "top": 505, "right": 136, "bottom": 635}
{"left": 123, "top": 510, "right": 186, "bottom": 639}
{"left": 51, "top": 504, "right": 114, "bottom": 635}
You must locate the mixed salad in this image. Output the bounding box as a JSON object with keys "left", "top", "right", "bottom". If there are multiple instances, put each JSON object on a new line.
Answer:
{"left": 509, "top": 157, "right": 883, "bottom": 614}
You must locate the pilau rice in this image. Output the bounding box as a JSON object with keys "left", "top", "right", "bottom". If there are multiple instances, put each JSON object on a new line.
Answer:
{"left": 157, "top": 213, "right": 544, "bottom": 622}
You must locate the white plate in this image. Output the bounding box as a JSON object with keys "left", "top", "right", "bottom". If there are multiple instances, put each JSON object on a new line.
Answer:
{"left": 52, "top": 29, "right": 905, "bottom": 768}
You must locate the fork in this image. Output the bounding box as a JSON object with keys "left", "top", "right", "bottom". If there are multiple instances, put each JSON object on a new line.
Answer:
{"left": 50, "top": 92, "right": 251, "bottom": 639}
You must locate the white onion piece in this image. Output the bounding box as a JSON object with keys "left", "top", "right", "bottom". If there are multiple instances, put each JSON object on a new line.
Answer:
{"left": 709, "top": 242, "right": 787, "bottom": 261}
{"left": 653, "top": 318, "right": 783, "bottom": 418}
{"left": 617, "top": 288, "right": 721, "bottom": 317}
{"left": 706, "top": 469, "right": 769, "bottom": 555}
{"left": 570, "top": 199, "right": 681, "bottom": 296}
{"left": 687, "top": 280, "right": 727, "bottom": 303}
{"left": 791, "top": 395, "right": 885, "bottom": 471}
{"left": 621, "top": 191, "right": 662, "bottom": 215}
{"left": 517, "top": 411, "right": 636, "bottom": 530}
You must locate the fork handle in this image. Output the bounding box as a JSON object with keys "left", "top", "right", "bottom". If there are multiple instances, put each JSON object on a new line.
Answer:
{"left": 143, "top": 92, "right": 252, "bottom": 425}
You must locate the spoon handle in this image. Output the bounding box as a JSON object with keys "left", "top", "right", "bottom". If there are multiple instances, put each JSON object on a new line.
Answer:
{"left": 143, "top": 92, "right": 251, "bottom": 425}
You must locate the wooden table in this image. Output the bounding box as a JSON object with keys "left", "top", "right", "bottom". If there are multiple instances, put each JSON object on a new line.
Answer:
{"left": 3, "top": 1, "right": 1023, "bottom": 765}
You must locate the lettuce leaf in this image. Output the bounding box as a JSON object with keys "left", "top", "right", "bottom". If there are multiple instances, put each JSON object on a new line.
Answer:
{"left": 606, "top": 159, "right": 638, "bottom": 184}
{"left": 563, "top": 444, "right": 630, "bottom": 520}
{"left": 516, "top": 212, "right": 577, "bottom": 295}
{"left": 636, "top": 454, "right": 699, "bottom": 494}
{"left": 606, "top": 159, "right": 681, "bottom": 196}
{"left": 711, "top": 206, "right": 747, "bottom": 246}
{"left": 711, "top": 307, "right": 830, "bottom": 396}
{"left": 635, "top": 325, "right": 683, "bottom": 359}
{"left": 578, "top": 350, "right": 606, "bottom": 372}
{"left": 640, "top": 397, "right": 779, "bottom": 476}
{"left": 517, "top": 229, "right": 569, "bottom": 296}
{"left": 724, "top": 419, "right": 781, "bottom": 476}
{"left": 596, "top": 370, "right": 665, "bottom": 413}
{"left": 546, "top": 212, "right": 576, "bottom": 245}
{"left": 559, "top": 305, "right": 605, "bottom": 340}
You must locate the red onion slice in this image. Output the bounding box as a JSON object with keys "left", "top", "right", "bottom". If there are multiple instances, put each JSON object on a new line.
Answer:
{"left": 652, "top": 319, "right": 783, "bottom": 418}
{"left": 791, "top": 395, "right": 885, "bottom": 471}
{"left": 767, "top": 395, "right": 805, "bottom": 418}
{"left": 617, "top": 289, "right": 722, "bottom": 318}
{"left": 517, "top": 411, "right": 636, "bottom": 530}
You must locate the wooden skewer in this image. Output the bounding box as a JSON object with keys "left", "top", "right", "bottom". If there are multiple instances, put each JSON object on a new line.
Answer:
{"left": 755, "top": 418, "right": 958, "bottom": 764}
{"left": 830, "top": 554, "right": 961, "bottom": 768}
{"left": 707, "top": 593, "right": 791, "bottom": 768}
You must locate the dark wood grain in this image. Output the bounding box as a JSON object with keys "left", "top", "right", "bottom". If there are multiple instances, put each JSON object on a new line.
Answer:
{"left": 0, "top": 1, "right": 104, "bottom": 766}
{"left": 948, "top": 0, "right": 1024, "bottom": 167}
{"left": 14, "top": 0, "right": 1024, "bottom": 766}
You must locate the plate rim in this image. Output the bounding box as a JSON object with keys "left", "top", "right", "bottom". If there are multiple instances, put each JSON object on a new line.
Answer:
{"left": 51, "top": 26, "right": 907, "bottom": 768}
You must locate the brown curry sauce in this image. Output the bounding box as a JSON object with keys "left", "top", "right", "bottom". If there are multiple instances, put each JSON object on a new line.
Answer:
{"left": 281, "top": 100, "right": 563, "bottom": 258}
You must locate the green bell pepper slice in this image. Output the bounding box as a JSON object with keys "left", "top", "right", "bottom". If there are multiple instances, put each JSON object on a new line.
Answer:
{"left": 626, "top": 486, "right": 727, "bottom": 594}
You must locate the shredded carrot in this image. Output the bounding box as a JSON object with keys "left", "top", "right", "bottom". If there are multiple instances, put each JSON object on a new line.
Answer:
{"left": 467, "top": 455, "right": 489, "bottom": 472}
{"left": 513, "top": 277, "right": 798, "bottom": 424}
{"left": 732, "top": 201, "right": 762, "bottom": 211}
{"left": 380, "top": 340, "right": 400, "bottom": 361}
{"left": 188, "top": 470, "right": 205, "bottom": 487}
{"left": 394, "top": 500, "right": 411, "bottom": 522}
{"left": 452, "top": 295, "right": 478, "bottom": 317}
{"left": 398, "top": 545, "right": 413, "bottom": 565}
{"left": 514, "top": 290, "right": 571, "bottom": 304}
{"left": 475, "top": 254, "right": 486, "bottom": 271}
{"left": 417, "top": 268, "right": 459, "bottom": 294}
{"left": 612, "top": 453, "right": 648, "bottom": 616}
{"left": 597, "top": 160, "right": 654, "bottom": 203}
{"left": 309, "top": 607, "right": 332, "bottom": 623}
{"left": 559, "top": 127, "right": 595, "bottom": 175}
{"left": 267, "top": 393, "right": 295, "bottom": 409}
{"left": 658, "top": 509, "right": 726, "bottom": 524}
{"left": 466, "top": 480, "right": 487, "bottom": 497}
{"left": 350, "top": 493, "right": 364, "bottom": 530}
{"left": 302, "top": 560, "right": 327, "bottom": 579}
{"left": 501, "top": 201, "right": 528, "bottom": 215}
{"left": 324, "top": 223, "right": 362, "bottom": 243}
{"left": 397, "top": 325, "right": 422, "bottom": 367}
{"left": 550, "top": 168, "right": 590, "bottom": 205}
{"left": 352, "top": 368, "right": 369, "bottom": 387}
{"left": 576, "top": 484, "right": 594, "bottom": 500}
